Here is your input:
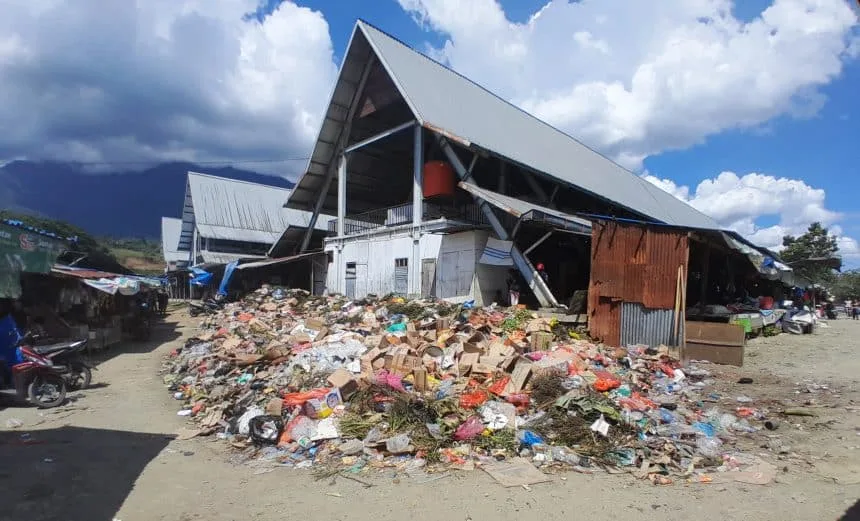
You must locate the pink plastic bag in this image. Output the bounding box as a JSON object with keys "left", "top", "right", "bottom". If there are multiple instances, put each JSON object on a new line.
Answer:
{"left": 374, "top": 369, "right": 405, "bottom": 392}
{"left": 453, "top": 416, "right": 484, "bottom": 441}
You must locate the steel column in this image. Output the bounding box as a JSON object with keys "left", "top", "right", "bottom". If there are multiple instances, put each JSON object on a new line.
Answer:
{"left": 299, "top": 55, "right": 376, "bottom": 253}
{"left": 337, "top": 154, "right": 347, "bottom": 238}
{"left": 437, "top": 137, "right": 559, "bottom": 308}
{"left": 410, "top": 124, "right": 424, "bottom": 296}
{"left": 523, "top": 230, "right": 553, "bottom": 256}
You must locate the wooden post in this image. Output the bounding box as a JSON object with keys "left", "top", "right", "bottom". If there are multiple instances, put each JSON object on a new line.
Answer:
{"left": 698, "top": 244, "right": 710, "bottom": 316}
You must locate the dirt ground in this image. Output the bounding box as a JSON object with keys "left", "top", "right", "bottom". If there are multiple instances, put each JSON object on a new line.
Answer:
{"left": 2, "top": 309, "right": 860, "bottom": 521}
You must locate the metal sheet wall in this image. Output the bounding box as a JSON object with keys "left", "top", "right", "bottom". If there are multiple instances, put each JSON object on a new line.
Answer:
{"left": 588, "top": 221, "right": 689, "bottom": 347}
{"left": 620, "top": 303, "right": 679, "bottom": 347}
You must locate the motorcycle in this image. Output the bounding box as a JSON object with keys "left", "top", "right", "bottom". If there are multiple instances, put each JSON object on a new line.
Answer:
{"left": 0, "top": 343, "right": 67, "bottom": 409}
{"left": 31, "top": 336, "right": 94, "bottom": 390}
{"left": 188, "top": 297, "right": 223, "bottom": 317}
{"left": 124, "top": 299, "right": 154, "bottom": 341}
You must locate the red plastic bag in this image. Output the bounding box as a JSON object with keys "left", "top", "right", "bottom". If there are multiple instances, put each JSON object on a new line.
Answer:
{"left": 592, "top": 370, "right": 621, "bottom": 392}
{"left": 282, "top": 388, "right": 328, "bottom": 407}
{"left": 619, "top": 392, "right": 656, "bottom": 411}
{"left": 453, "top": 416, "right": 484, "bottom": 441}
{"left": 459, "top": 390, "right": 489, "bottom": 409}
{"left": 506, "top": 393, "right": 530, "bottom": 410}
{"left": 593, "top": 378, "right": 621, "bottom": 392}
{"left": 488, "top": 377, "right": 510, "bottom": 396}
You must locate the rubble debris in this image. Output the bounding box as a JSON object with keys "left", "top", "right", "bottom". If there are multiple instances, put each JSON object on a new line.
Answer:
{"left": 162, "top": 286, "right": 777, "bottom": 485}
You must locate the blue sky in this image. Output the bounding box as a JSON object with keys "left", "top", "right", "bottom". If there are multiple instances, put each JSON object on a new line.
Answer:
{"left": 2, "top": 0, "right": 858, "bottom": 261}
{"left": 283, "top": 0, "right": 860, "bottom": 260}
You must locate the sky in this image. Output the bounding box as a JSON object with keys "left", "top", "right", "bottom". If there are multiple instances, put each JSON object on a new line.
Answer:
{"left": 1, "top": 0, "right": 859, "bottom": 264}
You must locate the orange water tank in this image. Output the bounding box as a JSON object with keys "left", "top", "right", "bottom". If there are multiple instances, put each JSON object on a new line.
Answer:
{"left": 422, "top": 161, "right": 455, "bottom": 198}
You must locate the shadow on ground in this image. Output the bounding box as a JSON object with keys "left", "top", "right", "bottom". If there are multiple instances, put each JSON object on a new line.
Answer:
{"left": 85, "top": 317, "right": 182, "bottom": 366}
{"left": 0, "top": 425, "right": 172, "bottom": 521}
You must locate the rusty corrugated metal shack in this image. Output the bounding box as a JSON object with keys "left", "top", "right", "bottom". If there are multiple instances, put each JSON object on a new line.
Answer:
{"left": 588, "top": 221, "right": 689, "bottom": 347}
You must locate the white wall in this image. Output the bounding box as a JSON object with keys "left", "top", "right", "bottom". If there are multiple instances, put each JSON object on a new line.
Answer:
{"left": 324, "top": 229, "right": 509, "bottom": 306}
{"left": 325, "top": 230, "right": 442, "bottom": 298}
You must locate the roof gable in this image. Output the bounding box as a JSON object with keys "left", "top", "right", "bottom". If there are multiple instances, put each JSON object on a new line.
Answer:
{"left": 286, "top": 20, "right": 719, "bottom": 231}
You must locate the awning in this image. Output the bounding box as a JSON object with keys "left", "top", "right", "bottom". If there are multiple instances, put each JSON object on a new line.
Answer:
{"left": 458, "top": 181, "right": 592, "bottom": 234}
{"left": 235, "top": 251, "right": 325, "bottom": 271}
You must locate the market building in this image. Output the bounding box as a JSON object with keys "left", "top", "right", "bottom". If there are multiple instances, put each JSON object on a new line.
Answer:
{"left": 175, "top": 172, "right": 329, "bottom": 267}
{"left": 161, "top": 217, "right": 188, "bottom": 272}
{"left": 281, "top": 20, "right": 801, "bottom": 355}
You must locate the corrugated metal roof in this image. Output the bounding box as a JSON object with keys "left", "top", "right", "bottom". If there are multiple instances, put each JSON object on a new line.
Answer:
{"left": 236, "top": 251, "right": 324, "bottom": 270}
{"left": 286, "top": 20, "right": 720, "bottom": 231}
{"left": 458, "top": 181, "right": 592, "bottom": 232}
{"left": 177, "top": 172, "right": 327, "bottom": 250}
{"left": 200, "top": 251, "right": 265, "bottom": 265}
{"left": 161, "top": 217, "right": 188, "bottom": 263}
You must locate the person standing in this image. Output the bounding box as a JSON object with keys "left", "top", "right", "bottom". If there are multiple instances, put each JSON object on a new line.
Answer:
{"left": 536, "top": 263, "right": 549, "bottom": 285}
{"left": 507, "top": 269, "right": 521, "bottom": 307}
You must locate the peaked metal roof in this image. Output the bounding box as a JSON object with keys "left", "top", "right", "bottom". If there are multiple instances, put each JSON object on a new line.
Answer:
{"left": 161, "top": 217, "right": 188, "bottom": 264}
{"left": 178, "top": 172, "right": 326, "bottom": 250}
{"left": 286, "top": 20, "right": 720, "bottom": 231}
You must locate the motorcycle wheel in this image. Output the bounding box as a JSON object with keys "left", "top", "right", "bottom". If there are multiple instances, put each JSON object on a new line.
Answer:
{"left": 28, "top": 374, "right": 67, "bottom": 409}
{"left": 69, "top": 363, "right": 92, "bottom": 390}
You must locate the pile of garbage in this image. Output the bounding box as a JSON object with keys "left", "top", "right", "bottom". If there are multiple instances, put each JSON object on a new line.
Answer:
{"left": 163, "top": 287, "right": 775, "bottom": 485}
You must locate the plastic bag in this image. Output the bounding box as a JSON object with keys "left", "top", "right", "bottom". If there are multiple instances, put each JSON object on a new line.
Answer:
{"left": 459, "top": 390, "right": 489, "bottom": 409}
{"left": 237, "top": 406, "right": 264, "bottom": 435}
{"left": 249, "top": 415, "right": 284, "bottom": 445}
{"left": 284, "top": 415, "right": 317, "bottom": 443}
{"left": 506, "top": 393, "right": 530, "bottom": 410}
{"left": 386, "top": 433, "right": 412, "bottom": 453}
{"left": 517, "top": 430, "right": 544, "bottom": 447}
{"left": 696, "top": 436, "right": 723, "bottom": 458}
{"left": 282, "top": 388, "right": 328, "bottom": 408}
{"left": 488, "top": 377, "right": 510, "bottom": 396}
{"left": 453, "top": 416, "right": 484, "bottom": 441}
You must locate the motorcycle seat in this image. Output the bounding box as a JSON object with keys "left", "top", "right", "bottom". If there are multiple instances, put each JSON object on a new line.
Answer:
{"left": 32, "top": 339, "right": 88, "bottom": 355}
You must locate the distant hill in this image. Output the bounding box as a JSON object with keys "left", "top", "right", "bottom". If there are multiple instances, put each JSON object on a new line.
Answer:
{"left": 0, "top": 161, "right": 295, "bottom": 238}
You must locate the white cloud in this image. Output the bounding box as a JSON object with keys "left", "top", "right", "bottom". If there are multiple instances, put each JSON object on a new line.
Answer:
{"left": 397, "top": 0, "right": 860, "bottom": 169}
{"left": 0, "top": 1, "right": 337, "bottom": 174}
{"left": 642, "top": 172, "right": 860, "bottom": 263}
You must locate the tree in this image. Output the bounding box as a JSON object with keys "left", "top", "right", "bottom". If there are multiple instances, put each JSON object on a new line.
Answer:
{"left": 781, "top": 222, "right": 840, "bottom": 284}
{"left": 834, "top": 270, "right": 860, "bottom": 301}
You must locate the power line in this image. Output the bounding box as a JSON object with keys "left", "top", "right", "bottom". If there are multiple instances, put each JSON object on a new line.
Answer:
{"left": 11, "top": 157, "right": 311, "bottom": 167}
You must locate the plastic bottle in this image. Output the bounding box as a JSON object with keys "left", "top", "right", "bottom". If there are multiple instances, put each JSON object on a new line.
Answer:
{"left": 550, "top": 446, "right": 582, "bottom": 466}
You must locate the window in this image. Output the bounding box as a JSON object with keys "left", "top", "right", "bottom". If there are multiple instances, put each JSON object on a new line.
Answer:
{"left": 394, "top": 258, "right": 408, "bottom": 295}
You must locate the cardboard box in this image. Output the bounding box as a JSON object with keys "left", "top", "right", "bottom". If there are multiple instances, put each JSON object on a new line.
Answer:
{"left": 504, "top": 358, "right": 533, "bottom": 394}
{"left": 412, "top": 368, "right": 428, "bottom": 392}
{"left": 304, "top": 388, "right": 342, "bottom": 419}
{"left": 360, "top": 347, "right": 385, "bottom": 375}
{"left": 530, "top": 331, "right": 554, "bottom": 351}
{"left": 458, "top": 352, "right": 480, "bottom": 375}
{"left": 327, "top": 369, "right": 358, "bottom": 399}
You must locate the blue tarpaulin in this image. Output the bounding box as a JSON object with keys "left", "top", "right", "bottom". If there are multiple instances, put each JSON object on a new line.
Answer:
{"left": 189, "top": 267, "right": 213, "bottom": 287}
{"left": 218, "top": 260, "right": 239, "bottom": 297}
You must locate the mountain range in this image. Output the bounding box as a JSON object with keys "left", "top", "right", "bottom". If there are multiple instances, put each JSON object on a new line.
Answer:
{"left": 0, "top": 161, "right": 294, "bottom": 238}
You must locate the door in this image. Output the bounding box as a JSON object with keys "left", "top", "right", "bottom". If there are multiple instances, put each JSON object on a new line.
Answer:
{"left": 421, "top": 259, "right": 436, "bottom": 297}
{"left": 394, "top": 258, "right": 408, "bottom": 295}
{"left": 438, "top": 252, "right": 458, "bottom": 298}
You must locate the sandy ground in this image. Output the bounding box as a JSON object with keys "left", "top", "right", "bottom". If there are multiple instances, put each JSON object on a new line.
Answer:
{"left": 2, "top": 309, "right": 860, "bottom": 521}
